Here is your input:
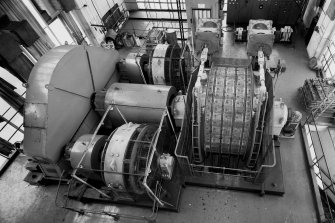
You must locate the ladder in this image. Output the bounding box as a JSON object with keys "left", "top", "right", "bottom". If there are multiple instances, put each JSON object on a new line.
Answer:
{"left": 247, "top": 93, "right": 268, "bottom": 169}
{"left": 192, "top": 92, "right": 203, "bottom": 163}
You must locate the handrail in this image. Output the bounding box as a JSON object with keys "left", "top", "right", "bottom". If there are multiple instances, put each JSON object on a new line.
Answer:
{"left": 142, "top": 110, "right": 166, "bottom": 207}
{"left": 254, "top": 140, "right": 277, "bottom": 182}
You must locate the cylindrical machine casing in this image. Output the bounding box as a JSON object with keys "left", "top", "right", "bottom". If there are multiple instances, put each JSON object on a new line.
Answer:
{"left": 150, "top": 44, "right": 170, "bottom": 85}
{"left": 171, "top": 94, "right": 186, "bottom": 127}
{"left": 120, "top": 53, "right": 149, "bottom": 84}
{"left": 103, "top": 123, "right": 139, "bottom": 191}
{"left": 70, "top": 134, "right": 107, "bottom": 171}
{"left": 102, "top": 123, "right": 159, "bottom": 195}
{"left": 149, "top": 43, "right": 185, "bottom": 91}
{"left": 103, "top": 83, "right": 176, "bottom": 126}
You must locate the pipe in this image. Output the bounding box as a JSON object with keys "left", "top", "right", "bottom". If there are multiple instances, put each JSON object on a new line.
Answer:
{"left": 135, "top": 57, "right": 148, "bottom": 84}
{"left": 166, "top": 106, "right": 178, "bottom": 140}
{"left": 254, "top": 140, "right": 277, "bottom": 182}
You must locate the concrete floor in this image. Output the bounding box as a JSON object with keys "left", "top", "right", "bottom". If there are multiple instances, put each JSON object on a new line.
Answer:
{"left": 0, "top": 32, "right": 320, "bottom": 222}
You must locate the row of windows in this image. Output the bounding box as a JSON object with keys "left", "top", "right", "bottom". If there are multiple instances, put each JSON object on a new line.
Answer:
{"left": 132, "top": 0, "right": 188, "bottom": 40}
{"left": 137, "top": 11, "right": 187, "bottom": 19}
{"left": 0, "top": 68, "right": 25, "bottom": 145}
{"left": 136, "top": 0, "right": 186, "bottom": 10}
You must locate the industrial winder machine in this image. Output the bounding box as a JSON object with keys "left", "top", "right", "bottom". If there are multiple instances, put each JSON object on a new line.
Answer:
{"left": 176, "top": 19, "right": 287, "bottom": 194}
{"left": 21, "top": 19, "right": 287, "bottom": 221}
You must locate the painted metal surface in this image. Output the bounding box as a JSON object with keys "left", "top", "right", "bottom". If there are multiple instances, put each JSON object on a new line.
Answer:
{"left": 103, "top": 123, "right": 139, "bottom": 191}
{"left": 70, "top": 134, "right": 107, "bottom": 170}
{"left": 122, "top": 52, "right": 148, "bottom": 84}
{"left": 23, "top": 45, "right": 120, "bottom": 163}
{"left": 196, "top": 19, "right": 221, "bottom": 34}
{"left": 102, "top": 123, "right": 159, "bottom": 195}
{"left": 151, "top": 44, "right": 169, "bottom": 85}
{"left": 148, "top": 43, "right": 185, "bottom": 91}
{"left": 104, "top": 83, "right": 176, "bottom": 126}
{"left": 272, "top": 100, "right": 288, "bottom": 136}
{"left": 247, "top": 20, "right": 275, "bottom": 57}
{"left": 171, "top": 94, "right": 186, "bottom": 127}
{"left": 195, "top": 19, "right": 221, "bottom": 55}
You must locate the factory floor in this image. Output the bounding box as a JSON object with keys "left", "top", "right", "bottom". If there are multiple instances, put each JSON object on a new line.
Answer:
{"left": 0, "top": 32, "right": 320, "bottom": 223}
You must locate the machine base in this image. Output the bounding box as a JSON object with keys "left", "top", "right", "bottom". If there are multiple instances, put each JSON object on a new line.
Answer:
{"left": 24, "top": 171, "right": 70, "bottom": 185}
{"left": 67, "top": 165, "right": 184, "bottom": 212}
{"left": 185, "top": 147, "right": 285, "bottom": 196}
{"left": 67, "top": 180, "right": 183, "bottom": 212}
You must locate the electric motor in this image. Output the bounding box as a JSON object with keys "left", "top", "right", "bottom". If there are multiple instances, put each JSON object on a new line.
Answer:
{"left": 94, "top": 83, "right": 177, "bottom": 127}
{"left": 101, "top": 123, "right": 161, "bottom": 196}
{"left": 247, "top": 20, "right": 275, "bottom": 57}
{"left": 148, "top": 44, "right": 186, "bottom": 92}
{"left": 68, "top": 134, "right": 107, "bottom": 180}
{"left": 194, "top": 19, "right": 221, "bottom": 55}
{"left": 119, "top": 43, "right": 189, "bottom": 92}
{"left": 119, "top": 52, "right": 149, "bottom": 84}
{"left": 67, "top": 122, "right": 170, "bottom": 198}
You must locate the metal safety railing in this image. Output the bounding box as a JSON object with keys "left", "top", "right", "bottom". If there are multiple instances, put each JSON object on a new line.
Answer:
{"left": 174, "top": 65, "right": 276, "bottom": 184}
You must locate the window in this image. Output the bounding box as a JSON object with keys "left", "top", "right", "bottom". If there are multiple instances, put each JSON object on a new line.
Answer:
{"left": 0, "top": 68, "right": 25, "bottom": 144}
{"left": 22, "top": 0, "right": 61, "bottom": 46}
{"left": 136, "top": 0, "right": 186, "bottom": 10}
{"left": 192, "top": 8, "right": 212, "bottom": 29}
{"left": 132, "top": 0, "right": 188, "bottom": 41}
{"left": 192, "top": 9, "right": 211, "bottom": 21}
